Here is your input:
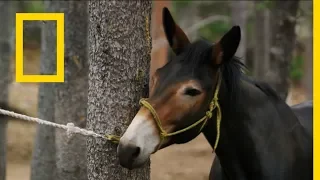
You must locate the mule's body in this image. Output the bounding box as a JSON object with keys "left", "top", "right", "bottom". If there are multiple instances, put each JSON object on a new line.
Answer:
{"left": 200, "top": 76, "right": 313, "bottom": 180}
{"left": 209, "top": 100, "right": 313, "bottom": 180}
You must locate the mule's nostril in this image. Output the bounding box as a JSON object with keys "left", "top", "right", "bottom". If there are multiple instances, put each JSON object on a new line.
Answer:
{"left": 118, "top": 142, "right": 142, "bottom": 169}
{"left": 132, "top": 146, "right": 141, "bottom": 159}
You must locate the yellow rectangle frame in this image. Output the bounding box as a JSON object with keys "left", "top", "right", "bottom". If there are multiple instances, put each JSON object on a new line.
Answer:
{"left": 15, "top": 13, "right": 64, "bottom": 83}
{"left": 314, "top": 1, "right": 318, "bottom": 180}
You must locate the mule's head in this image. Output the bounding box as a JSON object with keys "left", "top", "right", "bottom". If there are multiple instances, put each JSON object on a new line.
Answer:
{"left": 117, "top": 7, "right": 241, "bottom": 169}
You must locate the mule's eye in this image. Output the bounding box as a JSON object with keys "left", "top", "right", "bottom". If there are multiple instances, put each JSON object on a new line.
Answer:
{"left": 184, "top": 88, "right": 201, "bottom": 96}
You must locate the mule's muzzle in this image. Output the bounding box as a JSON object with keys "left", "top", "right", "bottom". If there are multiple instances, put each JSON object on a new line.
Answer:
{"left": 117, "top": 141, "right": 141, "bottom": 169}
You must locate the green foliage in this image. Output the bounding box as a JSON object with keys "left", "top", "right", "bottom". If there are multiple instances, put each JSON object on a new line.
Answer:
{"left": 198, "top": 20, "right": 231, "bottom": 41}
{"left": 255, "top": 1, "right": 273, "bottom": 11}
{"left": 289, "top": 55, "right": 304, "bottom": 82}
{"left": 172, "top": 1, "right": 194, "bottom": 20}
{"left": 173, "top": 1, "right": 193, "bottom": 10}
{"left": 25, "top": 1, "right": 44, "bottom": 13}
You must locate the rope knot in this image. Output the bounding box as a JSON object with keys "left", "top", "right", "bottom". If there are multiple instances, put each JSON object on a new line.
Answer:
{"left": 206, "top": 111, "right": 213, "bottom": 119}
{"left": 106, "top": 135, "right": 121, "bottom": 143}
{"left": 139, "top": 98, "right": 148, "bottom": 105}
{"left": 66, "top": 123, "right": 76, "bottom": 139}
{"left": 209, "top": 101, "right": 215, "bottom": 109}
{"left": 160, "top": 132, "right": 167, "bottom": 137}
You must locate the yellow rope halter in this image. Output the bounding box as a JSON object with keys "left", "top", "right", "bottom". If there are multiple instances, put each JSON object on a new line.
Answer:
{"left": 139, "top": 76, "right": 222, "bottom": 151}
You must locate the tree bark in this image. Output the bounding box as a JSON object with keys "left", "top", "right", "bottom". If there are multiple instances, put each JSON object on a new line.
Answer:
{"left": 87, "top": 1, "right": 151, "bottom": 180}
{"left": 54, "top": 1, "right": 88, "bottom": 180}
{"left": 265, "top": 1, "right": 300, "bottom": 100}
{"left": 0, "top": 2, "right": 14, "bottom": 180}
{"left": 30, "top": 1, "right": 58, "bottom": 180}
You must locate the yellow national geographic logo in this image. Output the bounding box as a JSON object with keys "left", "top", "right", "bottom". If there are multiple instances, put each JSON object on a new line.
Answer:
{"left": 15, "top": 13, "right": 64, "bottom": 83}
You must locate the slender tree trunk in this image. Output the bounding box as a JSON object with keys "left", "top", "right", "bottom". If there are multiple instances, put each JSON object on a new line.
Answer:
{"left": 0, "top": 2, "right": 14, "bottom": 180}
{"left": 87, "top": 1, "right": 151, "bottom": 180}
{"left": 54, "top": 1, "right": 88, "bottom": 180}
{"left": 30, "top": 1, "right": 57, "bottom": 180}
{"left": 177, "top": 2, "right": 199, "bottom": 41}
{"left": 263, "top": 9, "right": 271, "bottom": 76}
{"left": 230, "top": 1, "right": 248, "bottom": 62}
{"left": 304, "top": 28, "right": 313, "bottom": 100}
{"left": 17, "top": 0, "right": 27, "bottom": 13}
{"left": 253, "top": 4, "right": 270, "bottom": 79}
{"left": 302, "top": 1, "right": 313, "bottom": 100}
{"left": 265, "top": 1, "right": 300, "bottom": 100}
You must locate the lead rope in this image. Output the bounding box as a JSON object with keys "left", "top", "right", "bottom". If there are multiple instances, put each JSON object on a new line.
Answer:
{"left": 212, "top": 75, "right": 222, "bottom": 150}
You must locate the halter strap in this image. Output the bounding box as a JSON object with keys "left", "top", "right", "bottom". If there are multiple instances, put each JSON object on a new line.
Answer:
{"left": 139, "top": 75, "right": 222, "bottom": 151}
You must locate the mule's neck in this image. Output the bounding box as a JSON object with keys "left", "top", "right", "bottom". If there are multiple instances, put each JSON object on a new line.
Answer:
{"left": 202, "top": 79, "right": 311, "bottom": 180}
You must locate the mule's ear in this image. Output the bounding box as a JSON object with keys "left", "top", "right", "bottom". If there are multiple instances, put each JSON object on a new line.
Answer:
{"left": 212, "top": 26, "right": 241, "bottom": 65}
{"left": 162, "top": 7, "right": 190, "bottom": 55}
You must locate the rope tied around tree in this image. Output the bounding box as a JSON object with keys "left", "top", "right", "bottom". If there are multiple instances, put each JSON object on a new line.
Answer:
{"left": 0, "top": 108, "right": 121, "bottom": 143}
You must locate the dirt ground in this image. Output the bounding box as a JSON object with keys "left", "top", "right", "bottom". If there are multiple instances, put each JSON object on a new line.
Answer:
{"left": 5, "top": 48, "right": 308, "bottom": 180}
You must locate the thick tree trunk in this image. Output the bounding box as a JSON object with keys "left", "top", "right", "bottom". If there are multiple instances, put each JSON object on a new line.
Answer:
{"left": 87, "top": 1, "right": 151, "bottom": 180}
{"left": 0, "top": 2, "right": 14, "bottom": 180}
{"left": 230, "top": 1, "right": 248, "bottom": 63}
{"left": 265, "top": 1, "right": 300, "bottom": 100}
{"left": 30, "top": 1, "right": 57, "bottom": 180}
{"left": 54, "top": 1, "right": 88, "bottom": 180}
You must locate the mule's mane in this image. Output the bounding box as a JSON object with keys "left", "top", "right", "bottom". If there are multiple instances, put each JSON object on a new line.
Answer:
{"left": 220, "top": 56, "right": 284, "bottom": 111}
{"left": 220, "top": 55, "right": 246, "bottom": 102}
{"left": 249, "top": 78, "right": 283, "bottom": 101}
